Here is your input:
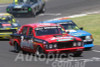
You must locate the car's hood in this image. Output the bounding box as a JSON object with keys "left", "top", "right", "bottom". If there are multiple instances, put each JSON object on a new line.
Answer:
{"left": 66, "top": 30, "right": 91, "bottom": 37}
{"left": 36, "top": 34, "right": 81, "bottom": 43}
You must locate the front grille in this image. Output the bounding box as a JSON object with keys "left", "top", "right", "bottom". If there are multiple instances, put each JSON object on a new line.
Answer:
{"left": 13, "top": 8, "right": 27, "bottom": 11}
{"left": 57, "top": 42, "right": 73, "bottom": 49}
{"left": 84, "top": 42, "right": 92, "bottom": 44}
{"left": 80, "top": 36, "right": 85, "bottom": 40}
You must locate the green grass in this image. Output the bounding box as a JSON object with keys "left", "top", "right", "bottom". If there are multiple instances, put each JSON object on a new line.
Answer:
{"left": 0, "top": 0, "right": 13, "bottom": 4}
{"left": 68, "top": 14, "right": 100, "bottom": 45}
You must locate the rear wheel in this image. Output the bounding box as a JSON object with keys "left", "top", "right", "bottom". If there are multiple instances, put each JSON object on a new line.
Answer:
{"left": 14, "top": 42, "right": 20, "bottom": 53}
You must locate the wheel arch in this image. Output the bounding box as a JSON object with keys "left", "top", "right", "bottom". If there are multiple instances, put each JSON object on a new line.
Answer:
{"left": 13, "top": 39, "right": 20, "bottom": 46}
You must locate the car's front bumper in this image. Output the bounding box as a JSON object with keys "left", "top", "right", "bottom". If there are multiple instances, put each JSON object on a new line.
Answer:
{"left": 8, "top": 10, "right": 31, "bottom": 14}
{"left": 84, "top": 44, "right": 94, "bottom": 48}
{"left": 83, "top": 39, "right": 94, "bottom": 48}
{"left": 44, "top": 47, "right": 84, "bottom": 54}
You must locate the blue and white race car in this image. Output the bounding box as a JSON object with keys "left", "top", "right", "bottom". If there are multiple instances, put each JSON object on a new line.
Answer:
{"left": 41, "top": 20, "right": 94, "bottom": 49}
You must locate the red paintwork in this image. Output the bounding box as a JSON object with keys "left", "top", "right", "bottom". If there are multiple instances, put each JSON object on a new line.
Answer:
{"left": 9, "top": 23, "right": 84, "bottom": 54}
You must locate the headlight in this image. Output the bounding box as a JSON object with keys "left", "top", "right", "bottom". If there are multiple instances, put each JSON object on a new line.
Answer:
{"left": 6, "top": 8, "right": 10, "bottom": 12}
{"left": 73, "top": 42, "right": 77, "bottom": 46}
{"left": 49, "top": 44, "right": 53, "bottom": 49}
{"left": 77, "top": 42, "right": 82, "bottom": 46}
{"left": 28, "top": 8, "right": 32, "bottom": 11}
{"left": 54, "top": 44, "right": 57, "bottom": 48}
{"left": 86, "top": 36, "right": 91, "bottom": 40}
{"left": 90, "top": 35, "right": 93, "bottom": 39}
{"left": 45, "top": 45, "right": 48, "bottom": 49}
{"left": 12, "top": 23, "right": 18, "bottom": 27}
{"left": 45, "top": 43, "right": 58, "bottom": 49}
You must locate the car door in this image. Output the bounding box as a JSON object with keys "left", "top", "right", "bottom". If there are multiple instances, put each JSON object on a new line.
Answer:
{"left": 26, "top": 27, "right": 34, "bottom": 51}
{"left": 32, "top": 0, "right": 39, "bottom": 12}
{"left": 20, "top": 26, "right": 29, "bottom": 50}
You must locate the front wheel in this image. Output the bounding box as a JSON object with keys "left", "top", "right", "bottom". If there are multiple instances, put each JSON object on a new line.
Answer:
{"left": 74, "top": 51, "right": 83, "bottom": 57}
{"left": 31, "top": 11, "right": 36, "bottom": 17}
{"left": 35, "top": 46, "right": 46, "bottom": 57}
{"left": 40, "top": 6, "right": 46, "bottom": 13}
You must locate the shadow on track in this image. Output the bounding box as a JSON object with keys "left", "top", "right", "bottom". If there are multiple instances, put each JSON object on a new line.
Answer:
{"left": 0, "top": 39, "right": 9, "bottom": 41}
{"left": 13, "top": 12, "right": 44, "bottom": 18}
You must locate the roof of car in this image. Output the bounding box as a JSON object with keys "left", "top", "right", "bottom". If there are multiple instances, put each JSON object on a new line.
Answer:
{"left": 0, "top": 13, "right": 12, "bottom": 16}
{"left": 23, "top": 23, "right": 58, "bottom": 28}
{"left": 41, "top": 20, "right": 73, "bottom": 24}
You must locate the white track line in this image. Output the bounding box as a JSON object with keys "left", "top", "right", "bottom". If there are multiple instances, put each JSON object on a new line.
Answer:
{"left": 68, "top": 14, "right": 87, "bottom": 18}
{"left": 0, "top": 4, "right": 8, "bottom": 7}
{"left": 39, "top": 13, "right": 61, "bottom": 16}
{"left": 92, "top": 50, "right": 100, "bottom": 53}
{"left": 46, "top": 11, "right": 100, "bottom": 21}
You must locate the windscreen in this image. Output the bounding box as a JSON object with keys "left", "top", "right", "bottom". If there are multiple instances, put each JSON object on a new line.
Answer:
{"left": 59, "top": 22, "right": 80, "bottom": 30}
{"left": 35, "top": 26, "right": 66, "bottom": 36}
{"left": 14, "top": 0, "right": 35, "bottom": 4}
{"left": 0, "top": 16, "right": 13, "bottom": 23}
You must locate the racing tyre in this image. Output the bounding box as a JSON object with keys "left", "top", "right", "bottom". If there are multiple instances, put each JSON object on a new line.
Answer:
{"left": 67, "top": 53, "right": 74, "bottom": 57}
{"left": 85, "top": 47, "right": 92, "bottom": 51}
{"left": 14, "top": 42, "right": 20, "bottom": 53}
{"left": 35, "top": 46, "right": 46, "bottom": 58}
{"left": 74, "top": 51, "right": 83, "bottom": 57}
{"left": 22, "top": 50, "right": 28, "bottom": 54}
{"left": 40, "top": 6, "right": 46, "bottom": 13}
{"left": 31, "top": 11, "right": 36, "bottom": 17}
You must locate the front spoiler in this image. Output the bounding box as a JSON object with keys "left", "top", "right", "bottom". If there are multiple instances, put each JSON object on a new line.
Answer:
{"left": 45, "top": 47, "right": 84, "bottom": 54}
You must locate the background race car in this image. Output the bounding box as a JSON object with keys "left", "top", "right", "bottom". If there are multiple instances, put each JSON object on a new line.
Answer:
{"left": 6, "top": 0, "right": 46, "bottom": 17}
{"left": 0, "top": 13, "right": 21, "bottom": 39}
{"left": 0, "top": 13, "right": 20, "bottom": 27}
{"left": 41, "top": 20, "right": 94, "bottom": 50}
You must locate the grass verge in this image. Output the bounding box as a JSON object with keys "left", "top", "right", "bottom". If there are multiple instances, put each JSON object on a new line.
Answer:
{"left": 69, "top": 14, "right": 100, "bottom": 45}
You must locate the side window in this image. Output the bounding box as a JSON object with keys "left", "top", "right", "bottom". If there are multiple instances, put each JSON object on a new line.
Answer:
{"left": 22, "top": 27, "right": 28, "bottom": 35}
{"left": 28, "top": 27, "right": 33, "bottom": 36}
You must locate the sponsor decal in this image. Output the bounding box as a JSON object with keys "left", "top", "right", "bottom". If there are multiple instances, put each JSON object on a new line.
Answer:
{"left": 34, "top": 39, "right": 43, "bottom": 43}
{"left": 35, "top": 26, "right": 61, "bottom": 30}
{"left": 2, "top": 24, "right": 11, "bottom": 26}
{"left": 57, "top": 38, "right": 73, "bottom": 41}
{"left": 51, "top": 36, "right": 73, "bottom": 41}
{"left": 20, "top": 36, "right": 34, "bottom": 49}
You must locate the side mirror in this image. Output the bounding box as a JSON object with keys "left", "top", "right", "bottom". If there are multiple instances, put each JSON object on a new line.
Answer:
{"left": 80, "top": 27, "right": 83, "bottom": 30}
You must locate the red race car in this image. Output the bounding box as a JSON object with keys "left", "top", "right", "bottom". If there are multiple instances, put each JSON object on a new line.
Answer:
{"left": 9, "top": 23, "right": 84, "bottom": 57}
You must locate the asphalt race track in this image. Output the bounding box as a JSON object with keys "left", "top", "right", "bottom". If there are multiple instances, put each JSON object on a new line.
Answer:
{"left": 0, "top": 0, "right": 100, "bottom": 67}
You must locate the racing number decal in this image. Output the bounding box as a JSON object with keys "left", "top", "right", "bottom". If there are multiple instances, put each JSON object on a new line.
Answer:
{"left": 21, "top": 36, "right": 34, "bottom": 49}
